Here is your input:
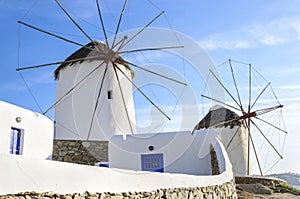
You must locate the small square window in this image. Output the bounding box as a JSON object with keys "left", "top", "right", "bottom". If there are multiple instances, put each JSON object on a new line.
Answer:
{"left": 10, "top": 127, "right": 24, "bottom": 155}
{"left": 108, "top": 90, "right": 113, "bottom": 99}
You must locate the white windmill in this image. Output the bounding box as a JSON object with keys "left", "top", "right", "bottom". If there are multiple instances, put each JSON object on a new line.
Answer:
{"left": 16, "top": 0, "right": 185, "bottom": 148}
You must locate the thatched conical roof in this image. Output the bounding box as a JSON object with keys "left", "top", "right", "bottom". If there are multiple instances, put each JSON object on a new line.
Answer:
{"left": 193, "top": 105, "right": 241, "bottom": 131}
{"left": 54, "top": 41, "right": 134, "bottom": 80}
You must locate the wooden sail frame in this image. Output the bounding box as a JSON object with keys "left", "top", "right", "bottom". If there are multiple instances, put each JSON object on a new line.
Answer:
{"left": 201, "top": 59, "right": 287, "bottom": 175}
{"left": 17, "top": 0, "right": 187, "bottom": 137}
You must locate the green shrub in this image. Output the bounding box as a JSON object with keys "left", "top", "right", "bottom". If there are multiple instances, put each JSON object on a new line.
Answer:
{"left": 278, "top": 183, "right": 300, "bottom": 194}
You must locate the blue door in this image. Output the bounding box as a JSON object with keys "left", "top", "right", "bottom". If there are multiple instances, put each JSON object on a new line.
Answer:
{"left": 141, "top": 153, "right": 164, "bottom": 172}
{"left": 10, "top": 128, "right": 22, "bottom": 155}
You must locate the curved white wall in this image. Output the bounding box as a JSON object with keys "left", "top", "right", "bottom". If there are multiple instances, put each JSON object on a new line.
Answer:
{"left": 54, "top": 60, "right": 136, "bottom": 141}
{"left": 0, "top": 134, "right": 233, "bottom": 195}
{"left": 214, "top": 126, "right": 248, "bottom": 175}
{"left": 0, "top": 100, "right": 53, "bottom": 159}
{"left": 109, "top": 130, "right": 228, "bottom": 175}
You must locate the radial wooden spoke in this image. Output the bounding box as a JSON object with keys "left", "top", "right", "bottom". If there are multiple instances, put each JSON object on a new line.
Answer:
{"left": 55, "top": 0, "right": 95, "bottom": 44}
{"left": 122, "top": 11, "right": 165, "bottom": 48}
{"left": 127, "top": 61, "right": 187, "bottom": 86}
{"left": 209, "top": 69, "right": 242, "bottom": 109}
{"left": 112, "top": 63, "right": 134, "bottom": 134}
{"left": 255, "top": 105, "right": 283, "bottom": 116}
{"left": 114, "top": 64, "right": 171, "bottom": 120}
{"left": 16, "top": 56, "right": 100, "bottom": 71}
{"left": 96, "top": 0, "right": 109, "bottom": 47}
{"left": 250, "top": 82, "right": 271, "bottom": 110}
{"left": 228, "top": 59, "right": 243, "bottom": 109}
{"left": 251, "top": 119, "right": 283, "bottom": 159}
{"left": 201, "top": 94, "right": 241, "bottom": 112}
{"left": 113, "top": 36, "right": 128, "bottom": 53}
{"left": 244, "top": 119, "right": 251, "bottom": 175}
{"left": 118, "top": 45, "right": 184, "bottom": 54}
{"left": 18, "top": 21, "right": 89, "bottom": 49}
{"left": 226, "top": 126, "right": 241, "bottom": 149}
{"left": 248, "top": 64, "right": 252, "bottom": 113}
{"left": 254, "top": 116, "right": 287, "bottom": 134}
{"left": 112, "top": 0, "right": 128, "bottom": 48}
{"left": 86, "top": 63, "right": 109, "bottom": 140}
{"left": 43, "top": 60, "right": 105, "bottom": 115}
{"left": 248, "top": 124, "right": 264, "bottom": 176}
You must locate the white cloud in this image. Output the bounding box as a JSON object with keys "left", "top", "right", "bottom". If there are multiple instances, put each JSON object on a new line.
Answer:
{"left": 273, "top": 67, "right": 300, "bottom": 76}
{"left": 275, "top": 85, "right": 300, "bottom": 90}
{"left": 199, "top": 16, "right": 300, "bottom": 51}
{"left": 259, "top": 35, "right": 287, "bottom": 46}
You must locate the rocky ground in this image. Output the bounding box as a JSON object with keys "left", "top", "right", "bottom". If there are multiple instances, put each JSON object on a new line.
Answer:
{"left": 237, "top": 182, "right": 300, "bottom": 199}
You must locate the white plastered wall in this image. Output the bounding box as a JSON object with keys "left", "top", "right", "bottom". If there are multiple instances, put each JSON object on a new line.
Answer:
{"left": 109, "top": 130, "right": 227, "bottom": 175}
{"left": 0, "top": 132, "right": 234, "bottom": 195}
{"left": 0, "top": 100, "right": 53, "bottom": 159}
{"left": 214, "top": 126, "right": 248, "bottom": 175}
{"left": 54, "top": 60, "right": 136, "bottom": 141}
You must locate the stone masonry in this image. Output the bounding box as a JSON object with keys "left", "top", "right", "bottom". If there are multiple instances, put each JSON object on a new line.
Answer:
{"left": 52, "top": 140, "right": 108, "bottom": 165}
{"left": 1, "top": 179, "right": 238, "bottom": 199}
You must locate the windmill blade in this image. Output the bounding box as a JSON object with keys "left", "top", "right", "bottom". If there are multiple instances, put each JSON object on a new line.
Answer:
{"left": 114, "top": 64, "right": 171, "bottom": 121}
{"left": 250, "top": 119, "right": 283, "bottom": 159}
{"left": 112, "top": 0, "right": 128, "bottom": 47}
{"left": 201, "top": 94, "right": 241, "bottom": 112}
{"left": 54, "top": 0, "right": 103, "bottom": 52}
{"left": 255, "top": 105, "right": 283, "bottom": 116}
{"left": 225, "top": 125, "right": 241, "bottom": 150}
{"left": 55, "top": 0, "right": 95, "bottom": 43}
{"left": 248, "top": 125, "right": 264, "bottom": 176}
{"left": 243, "top": 119, "right": 251, "bottom": 175}
{"left": 248, "top": 63, "right": 252, "bottom": 112}
{"left": 254, "top": 116, "right": 287, "bottom": 134}
{"left": 228, "top": 59, "right": 243, "bottom": 109}
{"left": 112, "top": 63, "right": 134, "bottom": 134}
{"left": 209, "top": 69, "right": 242, "bottom": 109}
{"left": 113, "top": 36, "right": 128, "bottom": 53}
{"left": 127, "top": 61, "right": 187, "bottom": 86}
{"left": 96, "top": 0, "right": 109, "bottom": 47}
{"left": 86, "top": 63, "right": 109, "bottom": 140}
{"left": 43, "top": 60, "right": 105, "bottom": 115}
{"left": 16, "top": 56, "right": 101, "bottom": 71}
{"left": 244, "top": 120, "right": 263, "bottom": 176}
{"left": 18, "top": 21, "right": 91, "bottom": 50}
{"left": 122, "top": 11, "right": 165, "bottom": 48}
{"left": 119, "top": 45, "right": 184, "bottom": 54}
{"left": 250, "top": 82, "right": 271, "bottom": 110}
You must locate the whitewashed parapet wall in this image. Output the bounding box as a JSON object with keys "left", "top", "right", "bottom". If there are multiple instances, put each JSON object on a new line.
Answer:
{"left": 0, "top": 131, "right": 237, "bottom": 198}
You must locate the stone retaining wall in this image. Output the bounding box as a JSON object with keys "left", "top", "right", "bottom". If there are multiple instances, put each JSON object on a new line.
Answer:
{"left": 52, "top": 140, "right": 108, "bottom": 165}
{"left": 235, "top": 176, "right": 285, "bottom": 188}
{"left": 1, "top": 179, "right": 237, "bottom": 199}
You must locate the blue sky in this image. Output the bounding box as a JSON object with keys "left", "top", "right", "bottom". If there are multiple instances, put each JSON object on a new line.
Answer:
{"left": 1, "top": 0, "right": 300, "bottom": 174}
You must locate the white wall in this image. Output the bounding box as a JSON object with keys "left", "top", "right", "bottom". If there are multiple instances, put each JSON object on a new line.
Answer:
{"left": 54, "top": 60, "right": 136, "bottom": 141}
{"left": 0, "top": 100, "right": 53, "bottom": 159}
{"left": 0, "top": 144, "right": 233, "bottom": 194}
{"left": 109, "top": 130, "right": 227, "bottom": 175}
{"left": 213, "top": 126, "right": 248, "bottom": 176}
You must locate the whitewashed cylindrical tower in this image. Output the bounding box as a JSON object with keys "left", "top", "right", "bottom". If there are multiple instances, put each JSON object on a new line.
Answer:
{"left": 54, "top": 41, "right": 136, "bottom": 141}
{"left": 193, "top": 105, "right": 248, "bottom": 175}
